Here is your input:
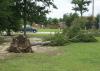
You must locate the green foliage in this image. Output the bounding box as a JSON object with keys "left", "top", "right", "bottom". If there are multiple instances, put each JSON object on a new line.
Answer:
{"left": 63, "top": 18, "right": 97, "bottom": 42}
{"left": 70, "top": 33, "right": 97, "bottom": 42}
{"left": 72, "top": 17, "right": 88, "bottom": 29}
{"left": 46, "top": 33, "right": 68, "bottom": 46}
{"left": 72, "top": 0, "right": 91, "bottom": 16}
{"left": 45, "top": 18, "right": 59, "bottom": 25}
{"left": 86, "top": 16, "right": 93, "bottom": 29}
{"left": 0, "top": 0, "right": 12, "bottom": 17}
{"left": 68, "top": 25, "right": 80, "bottom": 38}
{"left": 46, "top": 18, "right": 97, "bottom": 46}
{"left": 0, "top": 0, "right": 21, "bottom": 35}
{"left": 43, "top": 18, "right": 59, "bottom": 28}
{"left": 63, "top": 13, "right": 79, "bottom": 27}
{"left": 63, "top": 25, "right": 80, "bottom": 39}
{"left": 52, "top": 18, "right": 59, "bottom": 24}
{"left": 63, "top": 18, "right": 87, "bottom": 39}
{"left": 14, "top": 0, "right": 57, "bottom": 35}
{"left": 95, "top": 14, "right": 100, "bottom": 29}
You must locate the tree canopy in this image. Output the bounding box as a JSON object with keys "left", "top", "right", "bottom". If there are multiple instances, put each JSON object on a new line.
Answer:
{"left": 0, "top": 0, "right": 21, "bottom": 35}
{"left": 63, "top": 13, "right": 79, "bottom": 27}
{"left": 14, "top": 0, "right": 57, "bottom": 35}
{"left": 72, "top": 0, "right": 91, "bottom": 17}
{"left": 0, "top": 0, "right": 57, "bottom": 35}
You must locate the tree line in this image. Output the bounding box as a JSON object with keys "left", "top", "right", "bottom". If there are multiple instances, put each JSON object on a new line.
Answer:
{"left": 0, "top": 0, "right": 57, "bottom": 36}
{"left": 44, "top": 0, "right": 100, "bottom": 30}
{"left": 0, "top": 0, "right": 100, "bottom": 36}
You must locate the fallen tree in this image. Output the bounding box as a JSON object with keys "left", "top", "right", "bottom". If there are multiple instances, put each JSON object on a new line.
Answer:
{"left": 7, "top": 35, "right": 33, "bottom": 53}
{"left": 7, "top": 35, "right": 51, "bottom": 53}
{"left": 31, "top": 41, "right": 51, "bottom": 46}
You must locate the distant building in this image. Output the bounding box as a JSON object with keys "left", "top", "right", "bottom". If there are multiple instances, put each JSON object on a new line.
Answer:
{"left": 58, "top": 22, "right": 66, "bottom": 29}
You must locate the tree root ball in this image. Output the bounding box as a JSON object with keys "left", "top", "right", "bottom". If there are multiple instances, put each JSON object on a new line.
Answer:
{"left": 7, "top": 35, "right": 33, "bottom": 53}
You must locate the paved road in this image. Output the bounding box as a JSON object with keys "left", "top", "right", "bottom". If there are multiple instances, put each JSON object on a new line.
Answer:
{"left": 23, "top": 32, "right": 61, "bottom": 34}
{"left": 36, "top": 32, "right": 56, "bottom": 34}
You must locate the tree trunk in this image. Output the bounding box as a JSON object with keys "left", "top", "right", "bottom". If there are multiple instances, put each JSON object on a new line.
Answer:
{"left": 23, "top": 19, "right": 27, "bottom": 36}
{"left": 75, "top": 4, "right": 77, "bottom": 13}
{"left": 23, "top": 0, "right": 27, "bottom": 36}
{"left": 8, "top": 35, "right": 33, "bottom": 53}
{"left": 92, "top": 0, "right": 94, "bottom": 18}
{"left": 81, "top": 11, "right": 83, "bottom": 17}
{"left": 7, "top": 28, "right": 11, "bottom": 36}
{"left": 31, "top": 41, "right": 51, "bottom": 46}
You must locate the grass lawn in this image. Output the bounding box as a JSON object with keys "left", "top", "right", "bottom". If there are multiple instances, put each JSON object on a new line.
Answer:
{"left": 15, "top": 29, "right": 61, "bottom": 38}
{"left": 38, "top": 29, "right": 61, "bottom": 32}
{"left": 0, "top": 37, "right": 100, "bottom": 71}
{"left": 28, "top": 33, "right": 52, "bottom": 38}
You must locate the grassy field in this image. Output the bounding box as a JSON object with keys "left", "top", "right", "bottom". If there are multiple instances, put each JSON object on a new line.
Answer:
{"left": 15, "top": 29, "right": 60, "bottom": 38}
{"left": 27, "top": 33, "right": 51, "bottom": 38}
{"left": 38, "top": 29, "right": 61, "bottom": 32}
{"left": 0, "top": 38, "right": 100, "bottom": 71}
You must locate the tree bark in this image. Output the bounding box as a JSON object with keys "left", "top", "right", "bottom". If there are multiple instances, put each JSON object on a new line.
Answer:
{"left": 81, "top": 11, "right": 83, "bottom": 17}
{"left": 23, "top": 19, "right": 27, "bottom": 36}
{"left": 31, "top": 41, "right": 51, "bottom": 46}
{"left": 23, "top": 0, "right": 27, "bottom": 36}
{"left": 7, "top": 28, "right": 11, "bottom": 36}
{"left": 8, "top": 35, "right": 33, "bottom": 53}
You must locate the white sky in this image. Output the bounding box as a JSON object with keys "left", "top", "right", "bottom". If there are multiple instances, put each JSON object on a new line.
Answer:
{"left": 47, "top": 0, "right": 100, "bottom": 18}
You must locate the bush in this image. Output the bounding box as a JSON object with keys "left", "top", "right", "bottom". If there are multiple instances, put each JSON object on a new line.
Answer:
{"left": 63, "top": 18, "right": 87, "bottom": 39}
{"left": 72, "top": 18, "right": 88, "bottom": 29}
{"left": 70, "top": 33, "right": 97, "bottom": 42}
{"left": 63, "top": 18, "right": 97, "bottom": 43}
{"left": 45, "top": 17, "right": 97, "bottom": 46}
{"left": 67, "top": 25, "right": 80, "bottom": 39}
{"left": 46, "top": 33, "right": 68, "bottom": 46}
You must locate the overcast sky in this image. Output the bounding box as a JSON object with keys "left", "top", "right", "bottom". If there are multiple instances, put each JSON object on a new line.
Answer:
{"left": 47, "top": 0, "right": 100, "bottom": 18}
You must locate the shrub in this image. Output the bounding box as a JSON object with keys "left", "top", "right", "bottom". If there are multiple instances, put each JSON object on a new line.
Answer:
{"left": 67, "top": 25, "right": 80, "bottom": 39}
{"left": 63, "top": 18, "right": 97, "bottom": 43}
{"left": 63, "top": 23, "right": 81, "bottom": 40}
{"left": 45, "top": 17, "right": 97, "bottom": 46}
{"left": 72, "top": 18, "right": 88, "bottom": 29}
{"left": 46, "top": 33, "right": 68, "bottom": 46}
{"left": 70, "top": 33, "right": 97, "bottom": 42}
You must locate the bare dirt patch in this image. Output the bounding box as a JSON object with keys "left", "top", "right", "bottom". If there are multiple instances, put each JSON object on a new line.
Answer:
{"left": 0, "top": 37, "right": 63, "bottom": 59}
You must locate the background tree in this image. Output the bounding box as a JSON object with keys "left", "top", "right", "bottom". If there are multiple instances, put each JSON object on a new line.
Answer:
{"left": 0, "top": 0, "right": 21, "bottom": 36}
{"left": 72, "top": 0, "right": 91, "bottom": 17}
{"left": 62, "top": 13, "right": 79, "bottom": 27}
{"left": 95, "top": 14, "right": 100, "bottom": 29}
{"left": 0, "top": 0, "right": 11, "bottom": 33}
{"left": 52, "top": 18, "right": 59, "bottom": 24}
{"left": 14, "top": 0, "right": 57, "bottom": 36}
{"left": 42, "top": 18, "right": 59, "bottom": 28}
{"left": 86, "top": 16, "right": 93, "bottom": 29}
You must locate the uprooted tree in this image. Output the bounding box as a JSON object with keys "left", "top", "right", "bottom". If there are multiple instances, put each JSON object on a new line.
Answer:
{"left": 7, "top": 35, "right": 51, "bottom": 53}
{"left": 8, "top": 35, "right": 33, "bottom": 53}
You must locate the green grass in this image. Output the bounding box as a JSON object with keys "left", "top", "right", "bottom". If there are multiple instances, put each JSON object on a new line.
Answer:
{"left": 15, "top": 32, "right": 53, "bottom": 38}
{"left": 28, "top": 33, "right": 53, "bottom": 38}
{"left": 38, "top": 29, "right": 61, "bottom": 32}
{"left": 15, "top": 29, "right": 61, "bottom": 38}
{"left": 0, "top": 38, "right": 100, "bottom": 71}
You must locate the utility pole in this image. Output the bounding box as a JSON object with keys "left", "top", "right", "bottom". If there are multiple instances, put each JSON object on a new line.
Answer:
{"left": 92, "top": 0, "right": 94, "bottom": 17}
{"left": 92, "top": 0, "right": 95, "bottom": 29}
{"left": 99, "top": 15, "right": 100, "bottom": 29}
